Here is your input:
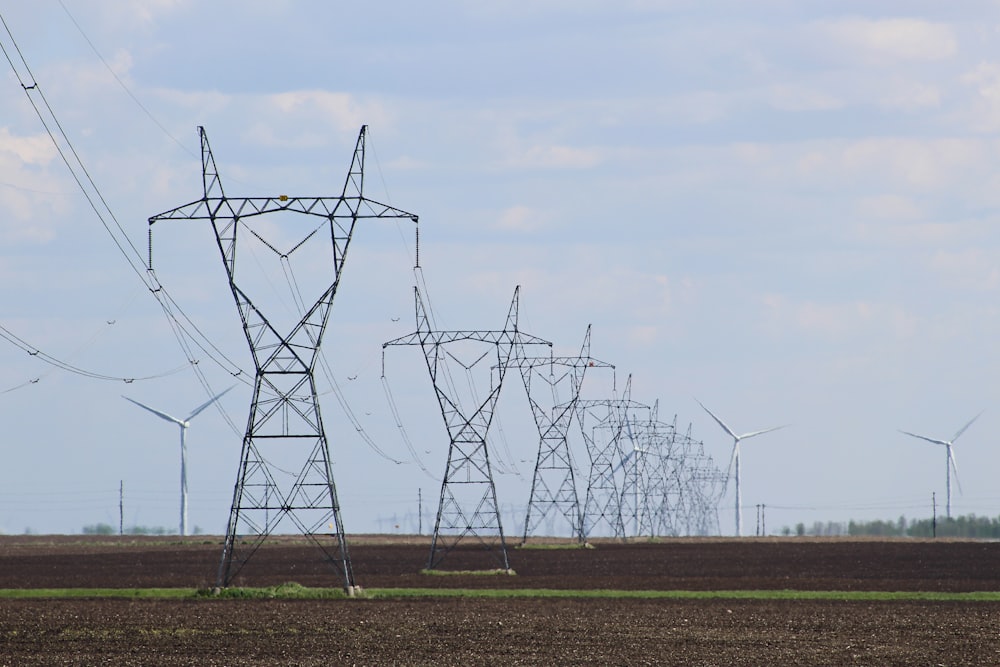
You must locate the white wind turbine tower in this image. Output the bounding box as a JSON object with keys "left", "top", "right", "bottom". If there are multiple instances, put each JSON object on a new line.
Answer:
{"left": 124, "top": 386, "right": 234, "bottom": 536}
{"left": 899, "top": 412, "right": 981, "bottom": 520}
{"left": 697, "top": 399, "right": 786, "bottom": 537}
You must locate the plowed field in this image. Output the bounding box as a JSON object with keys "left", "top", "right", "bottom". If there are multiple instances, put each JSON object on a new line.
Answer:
{"left": 1, "top": 535, "right": 999, "bottom": 665}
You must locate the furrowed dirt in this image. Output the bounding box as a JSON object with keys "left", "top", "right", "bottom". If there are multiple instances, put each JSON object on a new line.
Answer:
{"left": 1, "top": 536, "right": 999, "bottom": 665}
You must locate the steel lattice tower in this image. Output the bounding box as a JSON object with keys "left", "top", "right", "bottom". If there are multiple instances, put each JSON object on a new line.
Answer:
{"left": 383, "top": 286, "right": 550, "bottom": 570}
{"left": 618, "top": 411, "right": 662, "bottom": 538}
{"left": 149, "top": 126, "right": 418, "bottom": 590}
{"left": 512, "top": 326, "right": 612, "bottom": 543}
{"left": 576, "top": 377, "right": 650, "bottom": 540}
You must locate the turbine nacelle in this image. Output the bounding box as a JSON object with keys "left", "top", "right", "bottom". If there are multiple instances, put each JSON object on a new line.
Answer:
{"left": 123, "top": 385, "right": 235, "bottom": 536}
{"left": 898, "top": 411, "right": 981, "bottom": 519}
{"left": 696, "top": 398, "right": 787, "bottom": 537}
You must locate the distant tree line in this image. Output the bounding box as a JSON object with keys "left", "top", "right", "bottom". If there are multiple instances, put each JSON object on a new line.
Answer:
{"left": 81, "top": 523, "right": 202, "bottom": 536}
{"left": 781, "top": 514, "right": 1000, "bottom": 538}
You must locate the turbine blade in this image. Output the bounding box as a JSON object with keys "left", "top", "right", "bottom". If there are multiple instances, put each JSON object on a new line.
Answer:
{"left": 186, "top": 385, "right": 235, "bottom": 421}
{"left": 612, "top": 449, "right": 635, "bottom": 475}
{"left": 951, "top": 411, "right": 983, "bottom": 443}
{"left": 624, "top": 414, "right": 638, "bottom": 445}
{"left": 898, "top": 429, "right": 949, "bottom": 447}
{"left": 739, "top": 424, "right": 788, "bottom": 440}
{"left": 696, "top": 399, "right": 738, "bottom": 439}
{"left": 950, "top": 449, "right": 963, "bottom": 495}
{"left": 123, "top": 396, "right": 184, "bottom": 426}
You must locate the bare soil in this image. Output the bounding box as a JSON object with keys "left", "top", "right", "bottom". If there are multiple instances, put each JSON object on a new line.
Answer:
{"left": 1, "top": 535, "right": 999, "bottom": 665}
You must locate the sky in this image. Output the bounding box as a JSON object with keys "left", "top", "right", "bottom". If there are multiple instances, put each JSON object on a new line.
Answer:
{"left": 1, "top": 1, "right": 1000, "bottom": 537}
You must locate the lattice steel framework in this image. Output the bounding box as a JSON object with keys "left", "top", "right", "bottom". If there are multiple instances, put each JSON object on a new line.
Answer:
{"left": 575, "top": 377, "right": 651, "bottom": 540}
{"left": 149, "top": 126, "right": 418, "bottom": 589}
{"left": 670, "top": 423, "right": 726, "bottom": 536}
{"left": 510, "top": 326, "right": 613, "bottom": 543}
{"left": 383, "top": 286, "right": 550, "bottom": 570}
{"left": 618, "top": 410, "right": 664, "bottom": 538}
{"left": 619, "top": 411, "right": 725, "bottom": 538}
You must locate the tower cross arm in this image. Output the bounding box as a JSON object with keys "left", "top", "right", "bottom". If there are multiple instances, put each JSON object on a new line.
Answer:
{"left": 385, "top": 329, "right": 550, "bottom": 347}
{"left": 148, "top": 195, "right": 419, "bottom": 224}
{"left": 352, "top": 196, "right": 419, "bottom": 221}
{"left": 509, "top": 355, "right": 614, "bottom": 369}
{"left": 506, "top": 332, "right": 552, "bottom": 348}
{"left": 382, "top": 332, "right": 424, "bottom": 348}
{"left": 148, "top": 198, "right": 228, "bottom": 223}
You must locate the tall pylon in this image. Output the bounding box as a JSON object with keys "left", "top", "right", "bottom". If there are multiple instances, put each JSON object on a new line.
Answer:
{"left": 512, "top": 325, "right": 613, "bottom": 543}
{"left": 576, "top": 376, "right": 651, "bottom": 540}
{"left": 383, "top": 286, "right": 550, "bottom": 570}
{"left": 149, "top": 126, "right": 418, "bottom": 590}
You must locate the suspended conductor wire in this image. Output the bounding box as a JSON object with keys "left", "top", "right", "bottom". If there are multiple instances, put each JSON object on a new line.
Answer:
{"left": 56, "top": 0, "right": 196, "bottom": 160}
{"left": 465, "top": 361, "right": 521, "bottom": 476}
{"left": 380, "top": 376, "right": 435, "bottom": 480}
{"left": 0, "top": 322, "right": 188, "bottom": 383}
{"left": 279, "top": 260, "right": 406, "bottom": 466}
{"left": 366, "top": 130, "right": 417, "bottom": 271}
{"left": 0, "top": 13, "right": 247, "bottom": 426}
{"left": 0, "top": 289, "right": 195, "bottom": 388}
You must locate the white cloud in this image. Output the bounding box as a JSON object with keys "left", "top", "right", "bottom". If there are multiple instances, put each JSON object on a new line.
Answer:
{"left": 85, "top": 0, "right": 190, "bottom": 33}
{"left": 0, "top": 128, "right": 58, "bottom": 166}
{"left": 495, "top": 205, "right": 547, "bottom": 233}
{"left": 856, "top": 194, "right": 923, "bottom": 221}
{"left": 817, "top": 17, "right": 957, "bottom": 64}
{"left": 961, "top": 61, "right": 1000, "bottom": 131}
{"left": 151, "top": 88, "right": 231, "bottom": 116}
{"left": 514, "top": 143, "right": 603, "bottom": 169}
{"left": 766, "top": 84, "right": 844, "bottom": 112}
{"left": 876, "top": 79, "right": 941, "bottom": 111}
{"left": 929, "top": 248, "right": 1000, "bottom": 291}
{"left": 268, "top": 91, "right": 369, "bottom": 133}
{"left": 760, "top": 294, "right": 917, "bottom": 341}
{"left": 839, "top": 138, "right": 985, "bottom": 189}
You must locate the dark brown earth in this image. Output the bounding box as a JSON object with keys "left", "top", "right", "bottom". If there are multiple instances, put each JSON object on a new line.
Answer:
{"left": 1, "top": 535, "right": 999, "bottom": 665}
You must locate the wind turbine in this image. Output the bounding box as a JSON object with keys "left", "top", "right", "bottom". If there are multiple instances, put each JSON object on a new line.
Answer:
{"left": 124, "top": 386, "right": 234, "bottom": 536}
{"left": 899, "top": 412, "right": 981, "bottom": 519}
{"left": 697, "top": 399, "right": 786, "bottom": 537}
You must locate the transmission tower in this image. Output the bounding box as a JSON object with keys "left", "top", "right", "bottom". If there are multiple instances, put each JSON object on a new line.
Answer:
{"left": 149, "top": 126, "right": 418, "bottom": 590}
{"left": 575, "top": 376, "right": 650, "bottom": 540}
{"left": 618, "top": 410, "right": 664, "bottom": 538}
{"left": 383, "top": 286, "right": 550, "bottom": 570}
{"left": 510, "top": 326, "right": 613, "bottom": 543}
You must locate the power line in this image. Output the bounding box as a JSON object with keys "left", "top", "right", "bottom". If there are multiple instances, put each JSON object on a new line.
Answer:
{"left": 56, "top": 0, "right": 197, "bottom": 160}
{"left": 0, "top": 10, "right": 249, "bottom": 422}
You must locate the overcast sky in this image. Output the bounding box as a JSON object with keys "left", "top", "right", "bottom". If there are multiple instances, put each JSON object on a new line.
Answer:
{"left": 1, "top": 1, "right": 1000, "bottom": 537}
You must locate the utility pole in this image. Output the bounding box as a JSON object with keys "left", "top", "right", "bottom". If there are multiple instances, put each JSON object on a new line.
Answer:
{"left": 932, "top": 492, "right": 937, "bottom": 538}
{"left": 119, "top": 480, "right": 123, "bottom": 536}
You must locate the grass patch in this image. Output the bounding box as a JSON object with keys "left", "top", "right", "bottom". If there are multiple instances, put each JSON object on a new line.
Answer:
{"left": 365, "top": 588, "right": 1000, "bottom": 602}
{"left": 201, "top": 582, "right": 348, "bottom": 599}
{"left": 419, "top": 568, "right": 516, "bottom": 576}
{"left": 517, "top": 542, "right": 594, "bottom": 550}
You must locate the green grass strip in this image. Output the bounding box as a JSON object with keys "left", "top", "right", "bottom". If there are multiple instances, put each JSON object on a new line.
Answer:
{"left": 1, "top": 587, "right": 999, "bottom": 601}
{"left": 419, "top": 568, "right": 516, "bottom": 576}
{"left": 0, "top": 588, "right": 197, "bottom": 599}
{"left": 363, "top": 588, "right": 1000, "bottom": 602}
{"left": 515, "top": 543, "right": 595, "bottom": 550}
